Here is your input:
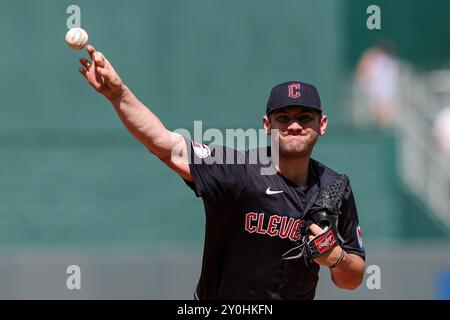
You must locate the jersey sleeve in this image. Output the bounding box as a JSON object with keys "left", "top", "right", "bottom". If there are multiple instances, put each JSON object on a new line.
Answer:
{"left": 337, "top": 182, "right": 366, "bottom": 260}
{"left": 182, "top": 137, "right": 247, "bottom": 207}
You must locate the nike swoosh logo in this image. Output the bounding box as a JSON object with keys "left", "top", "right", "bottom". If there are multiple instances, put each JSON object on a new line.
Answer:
{"left": 266, "top": 187, "right": 284, "bottom": 195}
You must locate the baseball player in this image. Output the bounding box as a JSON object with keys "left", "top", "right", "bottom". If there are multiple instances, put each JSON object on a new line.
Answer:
{"left": 78, "top": 45, "right": 366, "bottom": 300}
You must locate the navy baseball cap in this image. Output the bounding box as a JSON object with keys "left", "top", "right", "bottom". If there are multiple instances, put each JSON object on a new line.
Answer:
{"left": 266, "top": 81, "right": 322, "bottom": 115}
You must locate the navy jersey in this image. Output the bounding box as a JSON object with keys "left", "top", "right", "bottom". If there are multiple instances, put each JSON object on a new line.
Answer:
{"left": 183, "top": 137, "right": 365, "bottom": 300}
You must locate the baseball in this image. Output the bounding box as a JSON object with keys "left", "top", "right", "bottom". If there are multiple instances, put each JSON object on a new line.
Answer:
{"left": 65, "top": 27, "right": 89, "bottom": 51}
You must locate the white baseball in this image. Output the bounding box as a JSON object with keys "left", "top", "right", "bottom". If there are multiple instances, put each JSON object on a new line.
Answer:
{"left": 65, "top": 27, "right": 89, "bottom": 51}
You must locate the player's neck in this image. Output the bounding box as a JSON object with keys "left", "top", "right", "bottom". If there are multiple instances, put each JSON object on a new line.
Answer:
{"left": 275, "top": 155, "right": 310, "bottom": 187}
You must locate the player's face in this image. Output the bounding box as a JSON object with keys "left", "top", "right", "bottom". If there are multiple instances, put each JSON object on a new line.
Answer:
{"left": 263, "top": 106, "right": 327, "bottom": 158}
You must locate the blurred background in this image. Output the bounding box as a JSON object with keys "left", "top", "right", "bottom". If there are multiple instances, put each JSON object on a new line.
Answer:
{"left": 0, "top": 0, "right": 449, "bottom": 299}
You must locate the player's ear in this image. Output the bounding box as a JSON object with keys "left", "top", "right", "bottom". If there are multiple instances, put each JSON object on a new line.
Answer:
{"left": 263, "top": 115, "right": 271, "bottom": 135}
{"left": 319, "top": 114, "right": 328, "bottom": 136}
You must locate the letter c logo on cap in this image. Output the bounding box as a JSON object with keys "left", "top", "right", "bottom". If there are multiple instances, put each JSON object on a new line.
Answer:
{"left": 288, "top": 83, "right": 301, "bottom": 98}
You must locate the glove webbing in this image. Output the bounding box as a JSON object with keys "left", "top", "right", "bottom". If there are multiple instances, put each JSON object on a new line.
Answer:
{"left": 282, "top": 175, "right": 349, "bottom": 263}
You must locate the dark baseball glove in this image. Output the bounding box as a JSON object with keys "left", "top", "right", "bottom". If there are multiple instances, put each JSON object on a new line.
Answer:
{"left": 282, "top": 174, "right": 349, "bottom": 263}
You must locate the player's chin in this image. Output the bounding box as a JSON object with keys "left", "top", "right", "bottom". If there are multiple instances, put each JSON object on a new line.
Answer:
{"left": 279, "top": 143, "right": 311, "bottom": 158}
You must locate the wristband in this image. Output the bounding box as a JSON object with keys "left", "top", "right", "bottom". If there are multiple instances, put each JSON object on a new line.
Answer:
{"left": 329, "top": 249, "right": 345, "bottom": 269}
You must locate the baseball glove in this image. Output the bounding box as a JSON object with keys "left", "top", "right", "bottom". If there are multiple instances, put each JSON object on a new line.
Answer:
{"left": 282, "top": 174, "right": 349, "bottom": 263}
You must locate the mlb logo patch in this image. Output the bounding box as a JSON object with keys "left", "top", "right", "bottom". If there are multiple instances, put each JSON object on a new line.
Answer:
{"left": 356, "top": 224, "right": 363, "bottom": 248}
{"left": 192, "top": 141, "right": 211, "bottom": 159}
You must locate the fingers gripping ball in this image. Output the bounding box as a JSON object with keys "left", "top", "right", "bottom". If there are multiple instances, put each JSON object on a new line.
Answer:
{"left": 65, "top": 28, "right": 89, "bottom": 51}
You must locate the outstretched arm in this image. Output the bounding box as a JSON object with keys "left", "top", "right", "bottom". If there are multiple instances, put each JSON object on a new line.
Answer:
{"left": 78, "top": 45, "right": 192, "bottom": 182}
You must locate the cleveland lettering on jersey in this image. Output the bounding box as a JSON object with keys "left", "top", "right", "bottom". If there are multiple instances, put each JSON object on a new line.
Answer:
{"left": 245, "top": 212, "right": 305, "bottom": 241}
